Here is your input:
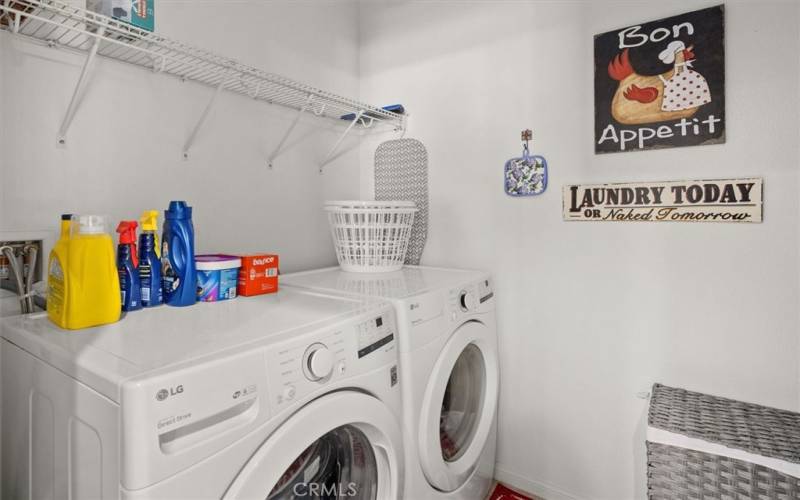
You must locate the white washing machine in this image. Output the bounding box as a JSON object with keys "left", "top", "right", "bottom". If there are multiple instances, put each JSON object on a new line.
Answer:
{"left": 1, "top": 289, "right": 404, "bottom": 499}
{"left": 282, "top": 266, "right": 499, "bottom": 500}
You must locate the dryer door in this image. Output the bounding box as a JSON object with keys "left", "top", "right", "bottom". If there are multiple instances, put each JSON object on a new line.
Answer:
{"left": 418, "top": 320, "right": 499, "bottom": 492}
{"left": 223, "top": 391, "right": 403, "bottom": 500}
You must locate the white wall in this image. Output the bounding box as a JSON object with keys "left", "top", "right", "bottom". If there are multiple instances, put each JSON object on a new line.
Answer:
{"left": 0, "top": 0, "right": 363, "bottom": 272}
{"left": 0, "top": 24, "right": 5, "bottom": 219}
{"left": 359, "top": 1, "right": 800, "bottom": 499}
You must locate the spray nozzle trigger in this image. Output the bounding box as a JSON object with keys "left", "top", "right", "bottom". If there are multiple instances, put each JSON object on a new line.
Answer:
{"left": 140, "top": 210, "right": 158, "bottom": 231}
{"left": 140, "top": 210, "right": 161, "bottom": 258}
{"left": 116, "top": 221, "right": 139, "bottom": 268}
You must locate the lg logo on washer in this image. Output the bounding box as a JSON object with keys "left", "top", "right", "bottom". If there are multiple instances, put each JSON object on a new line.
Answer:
{"left": 156, "top": 385, "right": 184, "bottom": 401}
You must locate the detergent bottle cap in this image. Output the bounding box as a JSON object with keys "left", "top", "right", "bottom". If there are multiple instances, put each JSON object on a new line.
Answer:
{"left": 165, "top": 201, "right": 192, "bottom": 220}
{"left": 74, "top": 215, "right": 107, "bottom": 235}
{"left": 59, "top": 214, "right": 73, "bottom": 238}
{"left": 116, "top": 221, "right": 138, "bottom": 244}
{"left": 140, "top": 210, "right": 159, "bottom": 231}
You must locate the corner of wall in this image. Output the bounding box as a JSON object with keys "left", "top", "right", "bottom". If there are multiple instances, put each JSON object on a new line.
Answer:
{"left": 494, "top": 465, "right": 583, "bottom": 500}
{"left": 786, "top": 0, "right": 800, "bottom": 413}
{"left": 0, "top": 32, "right": 6, "bottom": 231}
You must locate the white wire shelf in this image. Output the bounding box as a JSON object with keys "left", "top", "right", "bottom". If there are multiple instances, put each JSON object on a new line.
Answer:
{"left": 0, "top": 0, "right": 406, "bottom": 166}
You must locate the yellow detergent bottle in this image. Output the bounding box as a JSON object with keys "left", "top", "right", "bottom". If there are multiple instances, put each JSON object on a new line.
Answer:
{"left": 46, "top": 214, "right": 73, "bottom": 326}
{"left": 47, "top": 215, "right": 121, "bottom": 330}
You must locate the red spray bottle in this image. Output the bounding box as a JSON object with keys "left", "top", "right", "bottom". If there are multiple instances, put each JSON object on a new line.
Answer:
{"left": 116, "top": 221, "right": 142, "bottom": 312}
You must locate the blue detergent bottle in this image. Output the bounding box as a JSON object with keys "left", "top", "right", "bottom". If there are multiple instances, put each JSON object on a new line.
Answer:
{"left": 116, "top": 221, "right": 142, "bottom": 312}
{"left": 138, "top": 210, "right": 163, "bottom": 307}
{"left": 161, "top": 201, "right": 197, "bottom": 307}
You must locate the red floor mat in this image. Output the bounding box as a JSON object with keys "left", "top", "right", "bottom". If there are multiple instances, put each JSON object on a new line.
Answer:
{"left": 488, "top": 483, "right": 535, "bottom": 500}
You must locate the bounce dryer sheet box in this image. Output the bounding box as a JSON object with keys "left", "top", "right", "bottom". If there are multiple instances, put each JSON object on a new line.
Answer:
{"left": 238, "top": 254, "right": 279, "bottom": 297}
{"left": 86, "top": 0, "right": 155, "bottom": 32}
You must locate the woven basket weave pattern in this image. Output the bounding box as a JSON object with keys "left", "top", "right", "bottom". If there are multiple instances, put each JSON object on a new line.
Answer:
{"left": 647, "top": 442, "right": 800, "bottom": 499}
{"left": 649, "top": 384, "right": 800, "bottom": 464}
{"left": 648, "top": 384, "right": 800, "bottom": 499}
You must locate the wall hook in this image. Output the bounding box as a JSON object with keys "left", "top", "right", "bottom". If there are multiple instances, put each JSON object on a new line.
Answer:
{"left": 504, "top": 128, "right": 548, "bottom": 197}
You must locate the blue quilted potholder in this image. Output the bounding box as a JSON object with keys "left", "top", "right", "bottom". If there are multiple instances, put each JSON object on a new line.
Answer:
{"left": 504, "top": 130, "right": 547, "bottom": 197}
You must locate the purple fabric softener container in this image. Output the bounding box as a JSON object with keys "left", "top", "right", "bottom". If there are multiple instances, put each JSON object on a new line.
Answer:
{"left": 195, "top": 255, "right": 241, "bottom": 302}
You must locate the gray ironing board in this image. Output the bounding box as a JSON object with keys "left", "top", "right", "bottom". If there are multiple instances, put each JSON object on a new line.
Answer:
{"left": 374, "top": 139, "right": 429, "bottom": 265}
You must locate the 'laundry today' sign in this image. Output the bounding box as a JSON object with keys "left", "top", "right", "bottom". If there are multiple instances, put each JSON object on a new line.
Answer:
{"left": 563, "top": 178, "right": 762, "bottom": 223}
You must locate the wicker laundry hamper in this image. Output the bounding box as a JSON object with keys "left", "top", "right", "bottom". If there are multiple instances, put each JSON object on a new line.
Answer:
{"left": 647, "top": 383, "right": 800, "bottom": 499}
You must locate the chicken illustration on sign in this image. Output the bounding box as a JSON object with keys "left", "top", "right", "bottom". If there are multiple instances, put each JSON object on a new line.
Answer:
{"left": 594, "top": 6, "right": 724, "bottom": 153}
{"left": 608, "top": 42, "right": 711, "bottom": 124}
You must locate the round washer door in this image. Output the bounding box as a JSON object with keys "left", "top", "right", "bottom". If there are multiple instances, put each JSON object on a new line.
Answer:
{"left": 418, "top": 320, "right": 499, "bottom": 492}
{"left": 223, "top": 391, "right": 403, "bottom": 500}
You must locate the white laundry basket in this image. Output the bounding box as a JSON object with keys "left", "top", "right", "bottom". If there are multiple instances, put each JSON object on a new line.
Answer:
{"left": 325, "top": 201, "right": 418, "bottom": 273}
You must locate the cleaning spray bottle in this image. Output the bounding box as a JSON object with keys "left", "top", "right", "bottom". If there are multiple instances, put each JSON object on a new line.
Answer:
{"left": 116, "top": 221, "right": 142, "bottom": 312}
{"left": 48, "top": 215, "right": 121, "bottom": 329}
{"left": 139, "top": 210, "right": 162, "bottom": 307}
{"left": 161, "top": 201, "right": 197, "bottom": 307}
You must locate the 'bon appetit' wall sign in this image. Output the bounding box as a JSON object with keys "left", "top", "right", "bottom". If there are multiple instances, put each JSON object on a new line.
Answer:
{"left": 594, "top": 5, "right": 725, "bottom": 153}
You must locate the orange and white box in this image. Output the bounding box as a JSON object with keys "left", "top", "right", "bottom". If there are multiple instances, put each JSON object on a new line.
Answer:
{"left": 237, "top": 254, "right": 279, "bottom": 296}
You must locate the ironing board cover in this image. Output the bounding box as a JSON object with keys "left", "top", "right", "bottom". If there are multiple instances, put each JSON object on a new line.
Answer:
{"left": 374, "top": 139, "right": 429, "bottom": 265}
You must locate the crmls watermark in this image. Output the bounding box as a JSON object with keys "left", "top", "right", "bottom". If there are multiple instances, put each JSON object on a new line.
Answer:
{"left": 292, "top": 482, "right": 359, "bottom": 497}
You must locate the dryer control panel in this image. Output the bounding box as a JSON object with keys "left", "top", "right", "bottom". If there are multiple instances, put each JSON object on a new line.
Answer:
{"left": 264, "top": 307, "right": 397, "bottom": 415}
{"left": 447, "top": 277, "right": 493, "bottom": 320}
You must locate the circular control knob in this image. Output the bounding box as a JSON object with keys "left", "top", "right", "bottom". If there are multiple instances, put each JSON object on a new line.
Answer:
{"left": 459, "top": 290, "right": 478, "bottom": 312}
{"left": 304, "top": 344, "right": 334, "bottom": 381}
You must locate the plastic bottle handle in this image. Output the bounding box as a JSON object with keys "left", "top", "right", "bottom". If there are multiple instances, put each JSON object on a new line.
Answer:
{"left": 170, "top": 232, "right": 186, "bottom": 277}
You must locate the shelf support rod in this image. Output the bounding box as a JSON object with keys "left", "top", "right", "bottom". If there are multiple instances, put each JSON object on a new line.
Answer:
{"left": 12, "top": 11, "right": 21, "bottom": 34}
{"left": 56, "top": 26, "right": 105, "bottom": 147}
{"left": 183, "top": 71, "right": 231, "bottom": 159}
{"left": 267, "top": 94, "right": 314, "bottom": 169}
{"left": 319, "top": 110, "right": 363, "bottom": 173}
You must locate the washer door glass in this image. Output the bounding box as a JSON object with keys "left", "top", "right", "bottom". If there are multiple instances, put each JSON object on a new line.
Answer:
{"left": 267, "top": 425, "right": 378, "bottom": 500}
{"left": 440, "top": 343, "right": 486, "bottom": 462}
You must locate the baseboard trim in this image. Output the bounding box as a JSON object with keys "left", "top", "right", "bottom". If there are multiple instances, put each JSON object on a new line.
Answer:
{"left": 494, "top": 464, "right": 583, "bottom": 500}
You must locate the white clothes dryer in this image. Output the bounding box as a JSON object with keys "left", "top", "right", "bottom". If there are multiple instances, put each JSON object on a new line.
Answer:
{"left": 1, "top": 289, "right": 404, "bottom": 499}
{"left": 283, "top": 266, "right": 499, "bottom": 500}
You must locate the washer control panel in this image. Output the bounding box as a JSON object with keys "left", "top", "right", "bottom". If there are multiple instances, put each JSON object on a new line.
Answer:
{"left": 357, "top": 314, "right": 395, "bottom": 358}
{"left": 265, "top": 307, "right": 396, "bottom": 414}
{"left": 303, "top": 343, "right": 335, "bottom": 380}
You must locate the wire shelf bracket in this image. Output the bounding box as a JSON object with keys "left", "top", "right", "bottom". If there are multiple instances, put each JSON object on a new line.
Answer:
{"left": 56, "top": 25, "right": 104, "bottom": 147}
{"left": 267, "top": 93, "right": 313, "bottom": 169}
{"left": 0, "top": 0, "right": 406, "bottom": 160}
{"left": 319, "top": 110, "right": 364, "bottom": 173}
{"left": 182, "top": 72, "right": 232, "bottom": 160}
